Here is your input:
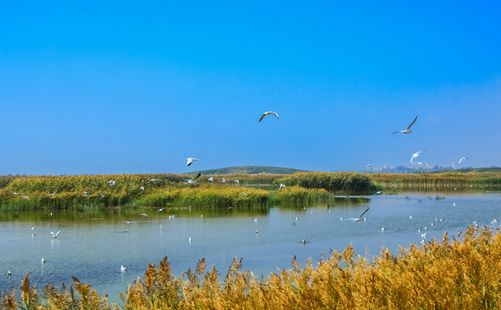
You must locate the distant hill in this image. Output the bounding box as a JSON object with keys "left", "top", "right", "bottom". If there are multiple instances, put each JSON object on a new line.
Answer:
{"left": 191, "top": 166, "right": 305, "bottom": 175}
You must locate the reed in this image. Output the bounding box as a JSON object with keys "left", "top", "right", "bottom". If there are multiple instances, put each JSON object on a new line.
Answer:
{"left": 270, "top": 186, "right": 332, "bottom": 205}
{"left": 3, "top": 226, "right": 499, "bottom": 309}
{"left": 276, "top": 172, "right": 377, "bottom": 194}
{"left": 136, "top": 185, "right": 269, "bottom": 209}
{"left": 368, "top": 171, "right": 501, "bottom": 191}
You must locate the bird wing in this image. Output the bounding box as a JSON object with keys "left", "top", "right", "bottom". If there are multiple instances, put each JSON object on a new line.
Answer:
{"left": 194, "top": 172, "right": 202, "bottom": 180}
{"left": 258, "top": 113, "right": 267, "bottom": 123}
{"left": 269, "top": 111, "right": 279, "bottom": 119}
{"left": 390, "top": 131, "right": 401, "bottom": 135}
{"left": 406, "top": 116, "right": 418, "bottom": 130}
{"left": 358, "top": 207, "right": 370, "bottom": 218}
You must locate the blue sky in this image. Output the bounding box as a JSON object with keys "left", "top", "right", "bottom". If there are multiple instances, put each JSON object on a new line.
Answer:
{"left": 1, "top": 1, "right": 500, "bottom": 174}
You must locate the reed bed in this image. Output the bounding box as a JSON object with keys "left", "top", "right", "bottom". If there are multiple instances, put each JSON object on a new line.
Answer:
{"left": 369, "top": 171, "right": 501, "bottom": 191}
{"left": 270, "top": 186, "right": 331, "bottom": 205}
{"left": 2, "top": 226, "right": 499, "bottom": 310}
{"left": 136, "top": 186, "right": 269, "bottom": 209}
{"left": 276, "top": 172, "right": 376, "bottom": 194}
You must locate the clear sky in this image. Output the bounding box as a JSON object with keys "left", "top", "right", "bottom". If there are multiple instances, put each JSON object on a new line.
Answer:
{"left": 1, "top": 1, "right": 500, "bottom": 175}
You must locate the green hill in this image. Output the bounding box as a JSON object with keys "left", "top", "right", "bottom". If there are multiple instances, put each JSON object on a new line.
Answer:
{"left": 191, "top": 166, "right": 305, "bottom": 175}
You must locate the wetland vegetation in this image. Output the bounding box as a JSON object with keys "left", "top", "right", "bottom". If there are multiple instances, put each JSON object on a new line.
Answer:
{"left": 1, "top": 226, "right": 499, "bottom": 309}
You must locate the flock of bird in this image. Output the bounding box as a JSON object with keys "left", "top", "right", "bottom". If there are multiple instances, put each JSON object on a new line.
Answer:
{"left": 2, "top": 111, "right": 488, "bottom": 280}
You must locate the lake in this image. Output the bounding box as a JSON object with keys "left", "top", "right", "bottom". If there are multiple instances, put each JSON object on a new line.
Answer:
{"left": 1, "top": 192, "right": 500, "bottom": 304}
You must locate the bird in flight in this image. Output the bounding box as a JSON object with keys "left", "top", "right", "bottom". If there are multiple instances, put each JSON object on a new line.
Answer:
{"left": 258, "top": 111, "right": 279, "bottom": 123}
{"left": 391, "top": 116, "right": 418, "bottom": 135}
{"left": 341, "top": 208, "right": 370, "bottom": 222}
{"left": 50, "top": 231, "right": 61, "bottom": 239}
{"left": 279, "top": 184, "right": 286, "bottom": 191}
{"left": 458, "top": 157, "right": 469, "bottom": 165}
{"left": 410, "top": 151, "right": 424, "bottom": 164}
{"left": 186, "top": 158, "right": 199, "bottom": 166}
{"left": 208, "top": 177, "right": 214, "bottom": 182}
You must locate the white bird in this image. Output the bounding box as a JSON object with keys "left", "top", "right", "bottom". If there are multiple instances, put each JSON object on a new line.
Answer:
{"left": 140, "top": 213, "right": 148, "bottom": 217}
{"left": 342, "top": 208, "right": 370, "bottom": 222}
{"left": 208, "top": 177, "right": 214, "bottom": 182}
{"left": 452, "top": 202, "right": 456, "bottom": 207}
{"left": 409, "top": 215, "right": 413, "bottom": 220}
{"left": 49, "top": 191, "right": 57, "bottom": 196}
{"left": 139, "top": 186, "right": 145, "bottom": 191}
{"left": 120, "top": 265, "right": 127, "bottom": 273}
{"left": 50, "top": 231, "right": 61, "bottom": 239}
{"left": 31, "top": 226, "right": 37, "bottom": 231}
{"left": 168, "top": 215, "right": 175, "bottom": 219}
{"left": 391, "top": 115, "right": 418, "bottom": 135}
{"left": 234, "top": 180, "right": 240, "bottom": 184}
{"left": 186, "top": 157, "right": 199, "bottom": 166}
{"left": 188, "top": 237, "right": 192, "bottom": 243}
{"left": 410, "top": 151, "right": 424, "bottom": 164}
{"left": 22, "top": 195, "right": 30, "bottom": 200}
{"left": 258, "top": 111, "right": 279, "bottom": 123}
{"left": 82, "top": 191, "right": 89, "bottom": 197}
{"left": 107, "top": 180, "right": 116, "bottom": 187}
{"left": 221, "top": 177, "right": 226, "bottom": 183}
{"left": 458, "top": 157, "right": 469, "bottom": 165}
{"left": 7, "top": 270, "right": 11, "bottom": 277}
{"left": 157, "top": 208, "right": 165, "bottom": 212}
{"left": 420, "top": 232, "right": 427, "bottom": 239}
{"left": 124, "top": 221, "right": 133, "bottom": 225}
{"left": 41, "top": 257, "right": 46, "bottom": 264}
{"left": 381, "top": 227, "right": 385, "bottom": 232}
{"left": 279, "top": 184, "right": 286, "bottom": 191}
{"left": 12, "top": 192, "right": 19, "bottom": 195}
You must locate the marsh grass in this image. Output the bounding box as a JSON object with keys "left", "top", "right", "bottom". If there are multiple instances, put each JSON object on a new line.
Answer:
{"left": 3, "top": 227, "right": 499, "bottom": 309}
{"left": 136, "top": 185, "right": 270, "bottom": 209}
{"left": 276, "top": 172, "right": 377, "bottom": 194}
{"left": 369, "top": 171, "right": 501, "bottom": 191}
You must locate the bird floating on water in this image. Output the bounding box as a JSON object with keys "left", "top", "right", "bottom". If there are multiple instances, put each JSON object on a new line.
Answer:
{"left": 186, "top": 157, "right": 199, "bottom": 166}
{"left": 41, "top": 257, "right": 46, "bottom": 264}
{"left": 258, "top": 111, "right": 279, "bottom": 123}
{"left": 391, "top": 115, "right": 418, "bottom": 135}
{"left": 120, "top": 265, "right": 127, "bottom": 273}
{"left": 300, "top": 240, "right": 310, "bottom": 245}
{"left": 157, "top": 208, "right": 164, "bottom": 212}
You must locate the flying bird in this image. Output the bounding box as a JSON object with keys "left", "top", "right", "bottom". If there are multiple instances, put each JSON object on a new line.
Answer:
{"left": 233, "top": 180, "right": 240, "bottom": 184}
{"left": 258, "top": 111, "right": 279, "bottom": 123}
{"left": 107, "top": 180, "right": 116, "bottom": 187}
{"left": 186, "top": 158, "right": 199, "bottom": 166}
{"left": 391, "top": 116, "right": 418, "bottom": 135}
{"left": 50, "top": 231, "right": 61, "bottom": 239}
{"left": 341, "top": 208, "right": 370, "bottom": 222}
{"left": 120, "top": 265, "right": 127, "bottom": 273}
{"left": 279, "top": 184, "right": 286, "bottom": 191}
{"left": 410, "top": 151, "right": 424, "bottom": 164}
{"left": 140, "top": 213, "right": 148, "bottom": 217}
{"left": 208, "top": 177, "right": 214, "bottom": 182}
{"left": 458, "top": 157, "right": 469, "bottom": 165}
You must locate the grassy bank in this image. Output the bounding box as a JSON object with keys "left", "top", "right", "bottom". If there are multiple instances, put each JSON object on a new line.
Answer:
{"left": 0, "top": 175, "right": 339, "bottom": 210}
{"left": 3, "top": 227, "right": 499, "bottom": 309}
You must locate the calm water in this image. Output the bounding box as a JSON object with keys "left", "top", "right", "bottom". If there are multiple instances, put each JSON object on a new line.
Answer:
{"left": 1, "top": 193, "right": 500, "bottom": 303}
